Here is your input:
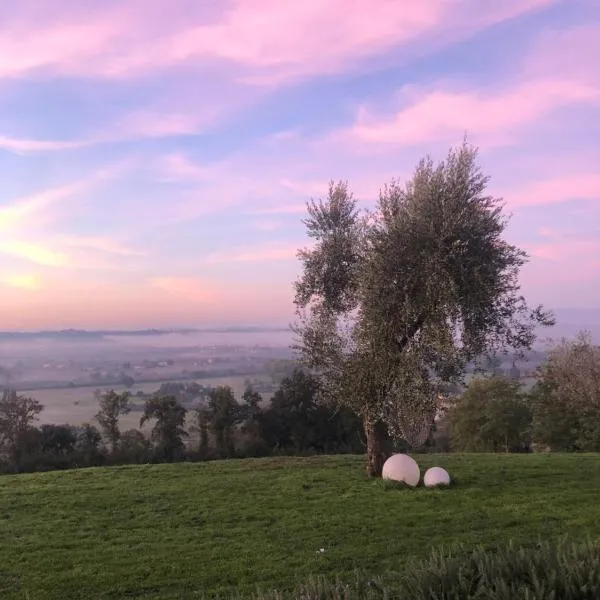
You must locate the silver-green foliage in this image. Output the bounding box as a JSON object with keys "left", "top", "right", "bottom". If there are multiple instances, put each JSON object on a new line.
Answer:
{"left": 293, "top": 141, "right": 553, "bottom": 446}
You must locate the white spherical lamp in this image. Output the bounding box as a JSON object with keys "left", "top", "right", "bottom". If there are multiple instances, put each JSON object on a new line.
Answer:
{"left": 382, "top": 454, "right": 420, "bottom": 487}
{"left": 423, "top": 467, "right": 451, "bottom": 488}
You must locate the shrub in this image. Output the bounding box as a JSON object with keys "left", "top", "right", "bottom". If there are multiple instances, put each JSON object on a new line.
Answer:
{"left": 246, "top": 539, "right": 600, "bottom": 600}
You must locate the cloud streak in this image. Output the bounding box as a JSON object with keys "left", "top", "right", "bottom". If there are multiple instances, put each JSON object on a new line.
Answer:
{"left": 0, "top": 273, "right": 43, "bottom": 291}
{"left": 0, "top": 0, "right": 557, "bottom": 83}
{"left": 204, "top": 243, "right": 301, "bottom": 264}
{"left": 505, "top": 173, "right": 600, "bottom": 208}
{"left": 333, "top": 79, "right": 599, "bottom": 150}
{"left": 0, "top": 160, "right": 133, "bottom": 231}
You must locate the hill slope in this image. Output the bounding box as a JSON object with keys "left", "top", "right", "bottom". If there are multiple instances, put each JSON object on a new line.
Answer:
{"left": 1, "top": 454, "right": 600, "bottom": 599}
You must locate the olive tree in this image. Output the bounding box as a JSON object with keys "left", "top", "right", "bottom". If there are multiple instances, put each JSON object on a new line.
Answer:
{"left": 293, "top": 141, "right": 553, "bottom": 476}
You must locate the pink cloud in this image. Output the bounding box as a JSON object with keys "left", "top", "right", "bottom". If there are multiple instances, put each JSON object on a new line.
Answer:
{"left": 0, "top": 135, "right": 89, "bottom": 153}
{"left": 0, "top": 275, "right": 296, "bottom": 329}
{"left": 517, "top": 235, "right": 600, "bottom": 306}
{"left": 0, "top": 160, "right": 148, "bottom": 273}
{"left": 53, "top": 235, "right": 146, "bottom": 257}
{"left": 252, "top": 219, "right": 284, "bottom": 232}
{"left": 159, "top": 146, "right": 391, "bottom": 220}
{"left": 0, "top": 2, "right": 575, "bottom": 157}
{"left": 249, "top": 204, "right": 307, "bottom": 216}
{"left": 159, "top": 153, "right": 216, "bottom": 183}
{"left": 538, "top": 227, "right": 554, "bottom": 237}
{"left": 0, "top": 235, "right": 147, "bottom": 271}
{"left": 100, "top": 110, "right": 215, "bottom": 142}
{"left": 337, "top": 79, "right": 599, "bottom": 150}
{"left": 0, "top": 160, "right": 133, "bottom": 232}
{"left": 0, "top": 239, "right": 68, "bottom": 267}
{"left": 504, "top": 173, "right": 600, "bottom": 208}
{"left": 0, "top": 111, "right": 216, "bottom": 155}
{"left": 0, "top": 0, "right": 557, "bottom": 83}
{"left": 317, "top": 20, "right": 600, "bottom": 155}
{"left": 526, "top": 239, "right": 600, "bottom": 264}
{"left": 524, "top": 24, "right": 600, "bottom": 87}
{"left": 204, "top": 243, "right": 302, "bottom": 264}
{"left": 149, "top": 277, "right": 219, "bottom": 303}
{"left": 0, "top": 273, "right": 42, "bottom": 291}
{"left": 222, "top": 0, "right": 558, "bottom": 85}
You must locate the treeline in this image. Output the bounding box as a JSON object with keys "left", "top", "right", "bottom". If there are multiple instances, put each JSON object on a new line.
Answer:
{"left": 437, "top": 332, "right": 600, "bottom": 453}
{"left": 0, "top": 332, "right": 598, "bottom": 474}
{"left": 0, "top": 370, "right": 366, "bottom": 475}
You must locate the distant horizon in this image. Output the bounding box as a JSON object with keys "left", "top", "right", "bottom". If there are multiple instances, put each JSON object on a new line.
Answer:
{"left": 0, "top": 306, "right": 599, "bottom": 339}
{"left": 0, "top": 324, "right": 293, "bottom": 335}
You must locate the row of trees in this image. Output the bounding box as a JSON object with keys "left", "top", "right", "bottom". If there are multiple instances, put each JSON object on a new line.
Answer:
{"left": 0, "top": 369, "right": 366, "bottom": 474}
{"left": 444, "top": 332, "right": 600, "bottom": 453}
{"left": 0, "top": 330, "right": 597, "bottom": 474}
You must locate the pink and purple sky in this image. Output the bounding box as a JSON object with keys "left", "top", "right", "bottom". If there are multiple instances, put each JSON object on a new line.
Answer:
{"left": 0, "top": 0, "right": 599, "bottom": 330}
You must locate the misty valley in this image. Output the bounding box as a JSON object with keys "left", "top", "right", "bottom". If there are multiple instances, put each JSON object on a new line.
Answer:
{"left": 0, "top": 328, "right": 294, "bottom": 426}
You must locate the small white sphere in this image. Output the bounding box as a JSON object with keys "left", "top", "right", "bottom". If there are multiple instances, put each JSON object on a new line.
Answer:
{"left": 382, "top": 454, "right": 420, "bottom": 487}
{"left": 423, "top": 467, "right": 451, "bottom": 488}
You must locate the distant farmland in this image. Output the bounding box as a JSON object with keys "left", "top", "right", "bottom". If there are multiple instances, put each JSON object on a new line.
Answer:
{"left": 27, "top": 374, "right": 275, "bottom": 428}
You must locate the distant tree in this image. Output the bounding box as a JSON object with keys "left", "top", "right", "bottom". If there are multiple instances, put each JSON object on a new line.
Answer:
{"left": 192, "top": 405, "right": 211, "bottom": 456}
{"left": 239, "top": 385, "right": 266, "bottom": 455}
{"left": 264, "top": 370, "right": 319, "bottom": 452}
{"left": 450, "top": 376, "right": 532, "bottom": 452}
{"left": 94, "top": 390, "right": 132, "bottom": 453}
{"left": 264, "top": 359, "right": 300, "bottom": 384}
{"left": 119, "top": 429, "right": 151, "bottom": 463}
{"left": 0, "top": 390, "right": 44, "bottom": 465}
{"left": 293, "top": 141, "right": 554, "bottom": 475}
{"left": 75, "top": 423, "right": 104, "bottom": 464}
{"left": 40, "top": 424, "right": 77, "bottom": 455}
{"left": 531, "top": 332, "right": 600, "bottom": 451}
{"left": 155, "top": 382, "right": 185, "bottom": 398}
{"left": 119, "top": 373, "right": 135, "bottom": 388}
{"left": 259, "top": 369, "right": 364, "bottom": 454}
{"left": 207, "top": 386, "right": 239, "bottom": 457}
{"left": 508, "top": 362, "right": 521, "bottom": 380}
{"left": 140, "top": 395, "right": 187, "bottom": 461}
{"left": 186, "top": 382, "right": 203, "bottom": 397}
{"left": 242, "top": 385, "right": 262, "bottom": 410}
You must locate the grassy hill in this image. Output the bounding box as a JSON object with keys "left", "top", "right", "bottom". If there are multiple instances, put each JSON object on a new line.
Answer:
{"left": 1, "top": 454, "right": 600, "bottom": 599}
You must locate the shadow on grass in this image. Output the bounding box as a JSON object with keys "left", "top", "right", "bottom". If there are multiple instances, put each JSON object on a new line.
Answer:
{"left": 377, "top": 478, "right": 459, "bottom": 491}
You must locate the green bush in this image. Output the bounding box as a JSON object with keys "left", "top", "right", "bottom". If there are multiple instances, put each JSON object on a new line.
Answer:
{"left": 245, "top": 540, "right": 600, "bottom": 600}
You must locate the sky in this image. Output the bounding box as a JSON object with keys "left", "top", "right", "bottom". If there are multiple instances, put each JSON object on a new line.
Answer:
{"left": 0, "top": 0, "right": 599, "bottom": 330}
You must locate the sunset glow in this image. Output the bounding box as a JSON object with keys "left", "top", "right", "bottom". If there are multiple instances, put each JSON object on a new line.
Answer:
{"left": 1, "top": 0, "right": 599, "bottom": 329}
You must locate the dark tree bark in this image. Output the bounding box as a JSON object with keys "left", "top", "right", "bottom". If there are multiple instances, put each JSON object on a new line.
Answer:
{"left": 364, "top": 418, "right": 390, "bottom": 477}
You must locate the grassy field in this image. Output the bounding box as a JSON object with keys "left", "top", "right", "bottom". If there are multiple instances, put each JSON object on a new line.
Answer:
{"left": 1, "top": 454, "right": 600, "bottom": 599}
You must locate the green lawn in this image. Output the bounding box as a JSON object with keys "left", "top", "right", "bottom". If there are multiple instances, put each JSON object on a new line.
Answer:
{"left": 1, "top": 454, "right": 599, "bottom": 599}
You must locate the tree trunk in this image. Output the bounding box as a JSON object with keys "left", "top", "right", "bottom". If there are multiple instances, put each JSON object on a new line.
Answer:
{"left": 364, "top": 418, "right": 389, "bottom": 477}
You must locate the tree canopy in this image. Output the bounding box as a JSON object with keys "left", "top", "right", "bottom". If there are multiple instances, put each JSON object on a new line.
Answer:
{"left": 531, "top": 331, "right": 600, "bottom": 451}
{"left": 293, "top": 141, "right": 554, "bottom": 475}
{"left": 450, "top": 376, "right": 532, "bottom": 453}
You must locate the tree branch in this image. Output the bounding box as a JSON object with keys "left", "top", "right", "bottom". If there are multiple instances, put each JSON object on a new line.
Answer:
{"left": 396, "top": 315, "right": 426, "bottom": 352}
